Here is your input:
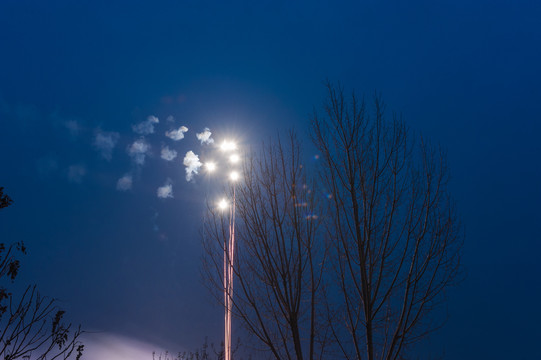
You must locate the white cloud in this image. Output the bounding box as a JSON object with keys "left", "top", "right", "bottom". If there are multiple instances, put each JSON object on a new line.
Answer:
{"left": 68, "top": 164, "right": 86, "bottom": 183}
{"left": 128, "top": 138, "right": 150, "bottom": 165}
{"left": 160, "top": 146, "right": 177, "bottom": 161}
{"left": 183, "top": 151, "right": 202, "bottom": 181}
{"left": 196, "top": 127, "right": 214, "bottom": 145}
{"left": 165, "top": 126, "right": 188, "bottom": 141}
{"left": 117, "top": 174, "right": 132, "bottom": 191}
{"left": 94, "top": 131, "right": 119, "bottom": 161}
{"left": 132, "top": 115, "right": 159, "bottom": 135}
{"left": 157, "top": 179, "right": 173, "bottom": 199}
{"left": 166, "top": 115, "right": 175, "bottom": 123}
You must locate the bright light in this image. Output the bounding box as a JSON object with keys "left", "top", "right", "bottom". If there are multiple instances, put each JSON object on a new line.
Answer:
{"left": 220, "top": 140, "right": 237, "bottom": 152}
{"left": 229, "top": 171, "right": 240, "bottom": 181}
{"left": 218, "top": 198, "right": 228, "bottom": 210}
{"left": 229, "top": 154, "right": 240, "bottom": 163}
{"left": 205, "top": 162, "right": 217, "bottom": 172}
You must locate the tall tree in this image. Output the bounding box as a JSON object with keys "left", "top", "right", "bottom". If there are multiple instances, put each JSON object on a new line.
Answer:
{"left": 0, "top": 187, "right": 84, "bottom": 360}
{"left": 202, "top": 134, "right": 328, "bottom": 360}
{"left": 310, "top": 83, "right": 462, "bottom": 360}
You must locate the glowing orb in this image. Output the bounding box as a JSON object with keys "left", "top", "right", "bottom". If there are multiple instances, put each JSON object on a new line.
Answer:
{"left": 205, "top": 162, "right": 217, "bottom": 172}
{"left": 229, "top": 154, "right": 240, "bottom": 163}
{"left": 229, "top": 171, "right": 240, "bottom": 181}
{"left": 218, "top": 198, "right": 228, "bottom": 210}
{"left": 220, "top": 140, "right": 237, "bottom": 152}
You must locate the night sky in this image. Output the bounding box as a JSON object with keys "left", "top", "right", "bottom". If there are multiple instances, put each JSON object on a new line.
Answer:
{"left": 1, "top": 1, "right": 540, "bottom": 359}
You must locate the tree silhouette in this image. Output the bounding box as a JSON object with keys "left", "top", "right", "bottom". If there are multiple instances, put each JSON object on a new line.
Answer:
{"left": 0, "top": 187, "right": 84, "bottom": 360}
{"left": 201, "top": 83, "right": 462, "bottom": 359}
{"left": 203, "top": 134, "right": 328, "bottom": 360}
{"left": 310, "top": 82, "right": 462, "bottom": 359}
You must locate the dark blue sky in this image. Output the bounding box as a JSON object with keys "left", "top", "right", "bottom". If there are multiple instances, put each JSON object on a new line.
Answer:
{"left": 1, "top": 0, "right": 540, "bottom": 358}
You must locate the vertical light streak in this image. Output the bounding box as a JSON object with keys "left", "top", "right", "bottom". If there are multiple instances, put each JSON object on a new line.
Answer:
{"left": 225, "top": 184, "right": 236, "bottom": 360}
{"left": 214, "top": 139, "right": 238, "bottom": 360}
{"left": 223, "top": 211, "right": 229, "bottom": 360}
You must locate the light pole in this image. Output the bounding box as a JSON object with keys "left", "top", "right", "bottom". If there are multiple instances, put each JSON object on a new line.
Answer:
{"left": 212, "top": 140, "right": 239, "bottom": 360}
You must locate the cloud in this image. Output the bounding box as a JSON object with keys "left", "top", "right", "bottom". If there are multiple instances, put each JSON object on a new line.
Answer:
{"left": 68, "top": 164, "right": 86, "bottom": 183}
{"left": 94, "top": 130, "right": 120, "bottom": 161}
{"left": 160, "top": 146, "right": 177, "bottom": 161}
{"left": 166, "top": 115, "right": 175, "bottom": 123}
{"left": 165, "top": 126, "right": 188, "bottom": 141}
{"left": 132, "top": 115, "right": 159, "bottom": 135}
{"left": 196, "top": 127, "right": 214, "bottom": 145}
{"left": 50, "top": 112, "right": 84, "bottom": 139}
{"left": 128, "top": 138, "right": 151, "bottom": 165}
{"left": 157, "top": 178, "right": 173, "bottom": 199}
{"left": 117, "top": 174, "right": 132, "bottom": 191}
{"left": 64, "top": 119, "right": 83, "bottom": 138}
{"left": 183, "top": 151, "right": 202, "bottom": 181}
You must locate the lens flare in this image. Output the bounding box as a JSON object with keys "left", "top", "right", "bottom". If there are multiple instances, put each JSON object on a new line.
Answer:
{"left": 229, "top": 154, "right": 240, "bottom": 163}
{"left": 218, "top": 198, "right": 228, "bottom": 210}
{"left": 205, "top": 162, "right": 217, "bottom": 172}
{"left": 220, "top": 140, "right": 237, "bottom": 152}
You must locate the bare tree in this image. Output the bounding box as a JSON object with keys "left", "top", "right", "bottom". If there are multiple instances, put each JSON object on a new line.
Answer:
{"left": 0, "top": 187, "right": 84, "bottom": 360}
{"left": 202, "top": 134, "right": 328, "bottom": 360}
{"left": 310, "top": 83, "right": 462, "bottom": 360}
{"left": 0, "top": 285, "right": 84, "bottom": 360}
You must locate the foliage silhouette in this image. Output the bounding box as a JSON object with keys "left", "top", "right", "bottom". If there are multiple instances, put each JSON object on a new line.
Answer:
{"left": 0, "top": 187, "right": 84, "bottom": 360}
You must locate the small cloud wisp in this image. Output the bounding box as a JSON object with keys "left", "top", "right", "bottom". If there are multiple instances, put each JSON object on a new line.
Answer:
{"left": 67, "top": 164, "right": 86, "bottom": 183}
{"left": 94, "top": 131, "right": 120, "bottom": 161}
{"left": 196, "top": 127, "right": 214, "bottom": 145}
{"left": 117, "top": 174, "right": 133, "bottom": 191}
{"left": 64, "top": 119, "right": 83, "bottom": 138}
{"left": 157, "top": 178, "right": 173, "bottom": 199}
{"left": 160, "top": 146, "right": 177, "bottom": 161}
{"left": 165, "top": 126, "right": 188, "bottom": 141}
{"left": 128, "top": 138, "right": 151, "bottom": 165}
{"left": 132, "top": 115, "right": 159, "bottom": 135}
